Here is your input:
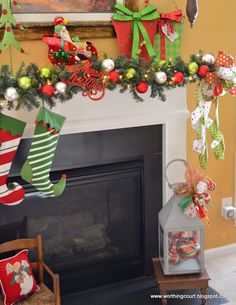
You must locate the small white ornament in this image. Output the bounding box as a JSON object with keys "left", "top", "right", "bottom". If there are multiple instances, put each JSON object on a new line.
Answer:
{"left": 4, "top": 87, "right": 19, "bottom": 102}
{"left": 202, "top": 54, "right": 215, "bottom": 65}
{"left": 154, "top": 71, "right": 167, "bottom": 84}
{"left": 54, "top": 82, "right": 67, "bottom": 94}
{"left": 101, "top": 59, "right": 115, "bottom": 72}
{"left": 196, "top": 181, "right": 208, "bottom": 194}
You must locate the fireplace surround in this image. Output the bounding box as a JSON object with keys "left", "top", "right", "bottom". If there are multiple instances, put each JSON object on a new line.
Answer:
{"left": 3, "top": 88, "right": 188, "bottom": 294}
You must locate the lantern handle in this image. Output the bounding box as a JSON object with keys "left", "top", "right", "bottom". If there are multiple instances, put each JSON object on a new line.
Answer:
{"left": 164, "top": 159, "right": 190, "bottom": 189}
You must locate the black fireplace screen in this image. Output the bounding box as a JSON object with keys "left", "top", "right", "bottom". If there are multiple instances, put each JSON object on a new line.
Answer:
{"left": 0, "top": 125, "right": 162, "bottom": 294}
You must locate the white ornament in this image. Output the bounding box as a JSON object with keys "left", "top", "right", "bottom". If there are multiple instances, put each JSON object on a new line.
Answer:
{"left": 4, "top": 87, "right": 19, "bottom": 102}
{"left": 216, "top": 66, "right": 234, "bottom": 80}
{"left": 196, "top": 181, "right": 208, "bottom": 194}
{"left": 202, "top": 54, "right": 215, "bottom": 65}
{"left": 54, "top": 82, "right": 67, "bottom": 94}
{"left": 154, "top": 71, "right": 167, "bottom": 84}
{"left": 101, "top": 59, "right": 115, "bottom": 72}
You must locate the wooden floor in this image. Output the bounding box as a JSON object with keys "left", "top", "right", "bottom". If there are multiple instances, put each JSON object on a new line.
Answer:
{"left": 62, "top": 276, "right": 228, "bottom": 305}
{"left": 206, "top": 253, "right": 236, "bottom": 305}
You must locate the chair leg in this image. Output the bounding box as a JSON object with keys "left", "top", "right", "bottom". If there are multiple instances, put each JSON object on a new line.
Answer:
{"left": 52, "top": 274, "right": 61, "bottom": 305}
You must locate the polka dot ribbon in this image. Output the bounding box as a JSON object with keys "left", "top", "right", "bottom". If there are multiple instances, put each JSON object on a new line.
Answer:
{"left": 191, "top": 83, "right": 225, "bottom": 169}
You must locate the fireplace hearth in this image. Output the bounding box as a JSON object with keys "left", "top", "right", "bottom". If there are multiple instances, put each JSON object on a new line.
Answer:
{"left": 1, "top": 125, "right": 162, "bottom": 294}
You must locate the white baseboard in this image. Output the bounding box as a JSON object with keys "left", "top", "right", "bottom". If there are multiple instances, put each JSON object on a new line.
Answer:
{"left": 205, "top": 243, "right": 236, "bottom": 261}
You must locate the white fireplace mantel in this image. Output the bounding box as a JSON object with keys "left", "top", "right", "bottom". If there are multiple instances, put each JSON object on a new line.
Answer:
{"left": 5, "top": 87, "right": 189, "bottom": 203}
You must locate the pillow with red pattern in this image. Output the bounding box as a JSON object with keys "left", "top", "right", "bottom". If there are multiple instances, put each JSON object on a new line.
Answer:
{"left": 0, "top": 250, "right": 39, "bottom": 305}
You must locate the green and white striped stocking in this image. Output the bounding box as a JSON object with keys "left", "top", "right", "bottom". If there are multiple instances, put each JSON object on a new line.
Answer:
{"left": 21, "top": 106, "right": 66, "bottom": 197}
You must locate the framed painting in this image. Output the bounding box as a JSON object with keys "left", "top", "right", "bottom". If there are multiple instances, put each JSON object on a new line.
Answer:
{"left": 9, "top": 0, "right": 139, "bottom": 40}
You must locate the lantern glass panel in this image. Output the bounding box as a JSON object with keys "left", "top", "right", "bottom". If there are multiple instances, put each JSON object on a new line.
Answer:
{"left": 168, "top": 229, "right": 202, "bottom": 274}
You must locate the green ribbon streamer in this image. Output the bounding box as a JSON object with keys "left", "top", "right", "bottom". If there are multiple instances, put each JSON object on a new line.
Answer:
{"left": 49, "top": 40, "right": 76, "bottom": 63}
{"left": 178, "top": 196, "right": 192, "bottom": 211}
{"left": 113, "top": 3, "right": 159, "bottom": 59}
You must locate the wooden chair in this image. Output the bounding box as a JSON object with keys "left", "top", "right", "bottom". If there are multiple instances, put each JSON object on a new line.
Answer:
{"left": 0, "top": 234, "right": 60, "bottom": 305}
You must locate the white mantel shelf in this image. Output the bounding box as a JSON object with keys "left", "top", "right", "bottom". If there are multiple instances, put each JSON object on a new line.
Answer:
{"left": 5, "top": 87, "right": 189, "bottom": 203}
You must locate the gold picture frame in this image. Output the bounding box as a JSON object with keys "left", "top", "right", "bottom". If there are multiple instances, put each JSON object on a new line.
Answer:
{"left": 3, "top": 0, "right": 139, "bottom": 41}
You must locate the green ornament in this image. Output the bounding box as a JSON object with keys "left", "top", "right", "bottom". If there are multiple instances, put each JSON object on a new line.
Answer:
{"left": 188, "top": 62, "right": 199, "bottom": 75}
{"left": 39, "top": 67, "right": 52, "bottom": 79}
{"left": 125, "top": 68, "right": 136, "bottom": 80}
{"left": 18, "top": 76, "right": 31, "bottom": 90}
{"left": 157, "top": 60, "right": 166, "bottom": 69}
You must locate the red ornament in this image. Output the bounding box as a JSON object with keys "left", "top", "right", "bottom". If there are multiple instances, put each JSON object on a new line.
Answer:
{"left": 40, "top": 84, "right": 55, "bottom": 97}
{"left": 135, "top": 82, "right": 149, "bottom": 94}
{"left": 198, "top": 65, "right": 210, "bottom": 77}
{"left": 108, "top": 70, "right": 120, "bottom": 83}
{"left": 2, "top": 9, "right": 7, "bottom": 15}
{"left": 173, "top": 72, "right": 185, "bottom": 85}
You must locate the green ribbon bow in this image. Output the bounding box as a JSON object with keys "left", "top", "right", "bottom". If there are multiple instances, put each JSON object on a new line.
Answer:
{"left": 113, "top": 3, "right": 159, "bottom": 60}
{"left": 49, "top": 40, "right": 76, "bottom": 63}
{"left": 178, "top": 196, "right": 192, "bottom": 211}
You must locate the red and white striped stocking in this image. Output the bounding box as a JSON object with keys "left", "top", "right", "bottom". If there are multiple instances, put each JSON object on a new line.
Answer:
{"left": 0, "top": 115, "right": 26, "bottom": 206}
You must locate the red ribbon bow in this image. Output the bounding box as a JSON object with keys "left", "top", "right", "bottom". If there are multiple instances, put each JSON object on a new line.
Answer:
{"left": 158, "top": 10, "right": 183, "bottom": 60}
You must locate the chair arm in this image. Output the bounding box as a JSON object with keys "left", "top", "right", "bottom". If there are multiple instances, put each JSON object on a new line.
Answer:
{"left": 41, "top": 261, "right": 61, "bottom": 305}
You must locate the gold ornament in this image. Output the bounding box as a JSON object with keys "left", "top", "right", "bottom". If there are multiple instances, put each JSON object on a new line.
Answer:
{"left": 157, "top": 60, "right": 166, "bottom": 69}
{"left": 188, "top": 62, "right": 199, "bottom": 75}
{"left": 39, "top": 67, "right": 52, "bottom": 79}
{"left": 0, "top": 100, "right": 8, "bottom": 107}
{"left": 18, "top": 76, "right": 31, "bottom": 90}
{"left": 125, "top": 68, "right": 136, "bottom": 80}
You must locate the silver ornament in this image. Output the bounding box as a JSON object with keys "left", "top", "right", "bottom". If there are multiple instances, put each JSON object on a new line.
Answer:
{"left": 101, "top": 59, "right": 115, "bottom": 72}
{"left": 54, "top": 82, "right": 67, "bottom": 94}
{"left": 202, "top": 54, "right": 215, "bottom": 65}
{"left": 4, "top": 87, "right": 19, "bottom": 102}
{"left": 155, "top": 71, "right": 167, "bottom": 84}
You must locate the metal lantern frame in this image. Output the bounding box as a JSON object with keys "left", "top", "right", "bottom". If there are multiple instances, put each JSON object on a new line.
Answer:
{"left": 159, "top": 159, "right": 205, "bottom": 275}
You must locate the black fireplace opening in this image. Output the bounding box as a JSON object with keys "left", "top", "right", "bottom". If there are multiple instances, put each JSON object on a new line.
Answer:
{"left": 0, "top": 125, "right": 162, "bottom": 294}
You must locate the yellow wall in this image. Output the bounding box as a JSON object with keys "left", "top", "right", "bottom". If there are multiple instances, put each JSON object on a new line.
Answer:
{"left": 1, "top": 0, "right": 236, "bottom": 249}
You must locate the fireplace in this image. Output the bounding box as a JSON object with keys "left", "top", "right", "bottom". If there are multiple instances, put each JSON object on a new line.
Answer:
{"left": 1, "top": 124, "right": 162, "bottom": 294}
{"left": 2, "top": 87, "right": 188, "bottom": 293}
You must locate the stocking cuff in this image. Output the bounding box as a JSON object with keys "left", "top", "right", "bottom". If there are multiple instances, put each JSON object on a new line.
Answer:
{"left": 0, "top": 113, "right": 26, "bottom": 136}
{"left": 36, "top": 106, "right": 66, "bottom": 133}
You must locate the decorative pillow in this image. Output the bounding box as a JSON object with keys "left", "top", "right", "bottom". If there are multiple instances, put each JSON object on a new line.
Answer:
{"left": 0, "top": 249, "right": 39, "bottom": 305}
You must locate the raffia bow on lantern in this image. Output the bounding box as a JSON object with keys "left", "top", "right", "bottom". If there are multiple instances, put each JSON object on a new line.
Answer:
{"left": 113, "top": 3, "right": 159, "bottom": 60}
{"left": 172, "top": 161, "right": 216, "bottom": 224}
{"left": 157, "top": 10, "right": 183, "bottom": 60}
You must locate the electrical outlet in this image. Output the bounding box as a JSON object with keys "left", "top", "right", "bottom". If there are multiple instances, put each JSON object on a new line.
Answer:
{"left": 221, "top": 197, "right": 232, "bottom": 217}
{"left": 222, "top": 197, "right": 232, "bottom": 208}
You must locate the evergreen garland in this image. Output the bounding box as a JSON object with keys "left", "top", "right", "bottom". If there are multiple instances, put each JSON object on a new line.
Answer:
{"left": 0, "top": 52, "right": 235, "bottom": 112}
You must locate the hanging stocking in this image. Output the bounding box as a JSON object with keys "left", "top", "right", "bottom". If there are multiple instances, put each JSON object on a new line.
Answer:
{"left": 0, "top": 113, "right": 26, "bottom": 206}
{"left": 20, "top": 106, "right": 66, "bottom": 197}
